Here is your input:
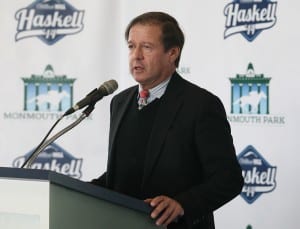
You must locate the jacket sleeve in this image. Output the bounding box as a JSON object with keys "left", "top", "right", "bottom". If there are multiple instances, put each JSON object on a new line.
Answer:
{"left": 90, "top": 172, "right": 107, "bottom": 187}
{"left": 174, "top": 94, "right": 244, "bottom": 227}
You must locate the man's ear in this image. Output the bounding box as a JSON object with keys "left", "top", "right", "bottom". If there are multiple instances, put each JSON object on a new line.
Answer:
{"left": 168, "top": 47, "right": 180, "bottom": 64}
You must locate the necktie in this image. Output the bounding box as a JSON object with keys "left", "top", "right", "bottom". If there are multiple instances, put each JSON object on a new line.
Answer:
{"left": 138, "top": 89, "right": 149, "bottom": 110}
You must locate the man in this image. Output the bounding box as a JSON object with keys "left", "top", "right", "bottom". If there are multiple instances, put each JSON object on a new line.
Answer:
{"left": 92, "top": 12, "right": 244, "bottom": 229}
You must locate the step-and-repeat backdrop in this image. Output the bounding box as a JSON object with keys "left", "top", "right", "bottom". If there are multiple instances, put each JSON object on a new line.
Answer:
{"left": 0, "top": 1, "right": 298, "bottom": 228}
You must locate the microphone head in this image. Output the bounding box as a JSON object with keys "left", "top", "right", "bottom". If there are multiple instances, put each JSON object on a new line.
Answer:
{"left": 99, "top": 79, "right": 118, "bottom": 95}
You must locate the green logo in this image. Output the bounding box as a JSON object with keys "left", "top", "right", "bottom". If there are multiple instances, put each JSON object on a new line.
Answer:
{"left": 22, "top": 65, "right": 76, "bottom": 112}
{"left": 230, "top": 63, "right": 271, "bottom": 114}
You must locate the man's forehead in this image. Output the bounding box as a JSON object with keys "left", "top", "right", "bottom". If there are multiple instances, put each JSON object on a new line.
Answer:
{"left": 128, "top": 24, "right": 162, "bottom": 41}
{"left": 130, "top": 23, "right": 162, "bottom": 32}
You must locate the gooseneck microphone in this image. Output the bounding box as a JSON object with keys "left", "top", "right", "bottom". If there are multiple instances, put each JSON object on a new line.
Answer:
{"left": 64, "top": 79, "right": 118, "bottom": 116}
{"left": 21, "top": 79, "right": 118, "bottom": 168}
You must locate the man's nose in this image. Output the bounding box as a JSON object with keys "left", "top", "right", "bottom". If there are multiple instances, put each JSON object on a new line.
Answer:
{"left": 132, "top": 46, "right": 143, "bottom": 60}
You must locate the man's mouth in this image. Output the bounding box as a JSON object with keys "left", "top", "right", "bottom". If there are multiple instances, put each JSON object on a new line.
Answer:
{"left": 133, "top": 65, "right": 145, "bottom": 72}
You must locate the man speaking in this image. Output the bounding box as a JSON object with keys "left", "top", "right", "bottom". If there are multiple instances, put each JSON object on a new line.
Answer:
{"left": 91, "top": 11, "right": 244, "bottom": 229}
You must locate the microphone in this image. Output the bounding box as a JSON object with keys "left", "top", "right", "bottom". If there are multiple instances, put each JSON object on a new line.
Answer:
{"left": 64, "top": 79, "right": 118, "bottom": 116}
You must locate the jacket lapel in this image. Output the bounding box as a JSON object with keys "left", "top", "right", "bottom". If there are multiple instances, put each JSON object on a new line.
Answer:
{"left": 142, "top": 73, "right": 185, "bottom": 187}
{"left": 107, "top": 86, "right": 137, "bottom": 185}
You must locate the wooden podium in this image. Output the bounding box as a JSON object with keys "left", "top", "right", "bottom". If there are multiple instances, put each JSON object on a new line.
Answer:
{"left": 0, "top": 167, "right": 161, "bottom": 229}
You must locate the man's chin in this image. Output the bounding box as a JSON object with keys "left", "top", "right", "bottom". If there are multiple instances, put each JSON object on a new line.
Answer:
{"left": 132, "top": 74, "right": 149, "bottom": 84}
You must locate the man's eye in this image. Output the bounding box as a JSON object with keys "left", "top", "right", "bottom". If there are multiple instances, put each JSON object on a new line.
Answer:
{"left": 143, "top": 45, "right": 152, "bottom": 50}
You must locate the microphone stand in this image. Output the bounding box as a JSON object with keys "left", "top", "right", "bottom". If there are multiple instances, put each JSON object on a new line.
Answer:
{"left": 21, "top": 103, "right": 95, "bottom": 169}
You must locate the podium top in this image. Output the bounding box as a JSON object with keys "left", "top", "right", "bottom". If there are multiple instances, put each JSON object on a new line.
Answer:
{"left": 0, "top": 167, "right": 151, "bottom": 214}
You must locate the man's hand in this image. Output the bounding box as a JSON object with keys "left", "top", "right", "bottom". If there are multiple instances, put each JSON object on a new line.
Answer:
{"left": 144, "top": 195, "right": 184, "bottom": 227}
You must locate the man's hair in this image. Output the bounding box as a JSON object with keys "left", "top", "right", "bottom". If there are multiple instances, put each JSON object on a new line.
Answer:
{"left": 125, "top": 12, "right": 185, "bottom": 67}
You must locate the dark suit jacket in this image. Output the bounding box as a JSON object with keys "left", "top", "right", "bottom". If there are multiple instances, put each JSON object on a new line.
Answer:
{"left": 92, "top": 72, "right": 244, "bottom": 229}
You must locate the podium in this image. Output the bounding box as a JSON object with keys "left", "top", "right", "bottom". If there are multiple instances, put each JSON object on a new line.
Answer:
{"left": 0, "top": 167, "right": 161, "bottom": 229}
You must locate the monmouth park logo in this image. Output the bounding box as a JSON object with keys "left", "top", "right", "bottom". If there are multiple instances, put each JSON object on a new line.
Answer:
{"left": 224, "top": 0, "right": 277, "bottom": 41}
{"left": 22, "top": 65, "right": 76, "bottom": 112}
{"left": 13, "top": 142, "right": 83, "bottom": 179}
{"left": 238, "top": 145, "right": 277, "bottom": 204}
{"left": 230, "top": 63, "right": 270, "bottom": 115}
{"left": 15, "top": 0, "right": 85, "bottom": 45}
{"left": 227, "top": 63, "right": 286, "bottom": 125}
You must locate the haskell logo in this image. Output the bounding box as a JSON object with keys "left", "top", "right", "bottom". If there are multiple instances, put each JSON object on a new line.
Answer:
{"left": 227, "top": 63, "right": 285, "bottom": 125}
{"left": 15, "top": 0, "right": 85, "bottom": 45}
{"left": 13, "top": 142, "right": 83, "bottom": 179}
{"left": 22, "top": 65, "right": 75, "bottom": 112}
{"left": 224, "top": 0, "right": 277, "bottom": 41}
{"left": 238, "top": 145, "right": 277, "bottom": 204}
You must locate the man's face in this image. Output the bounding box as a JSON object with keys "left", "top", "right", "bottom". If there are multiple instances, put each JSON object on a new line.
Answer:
{"left": 127, "top": 24, "right": 177, "bottom": 89}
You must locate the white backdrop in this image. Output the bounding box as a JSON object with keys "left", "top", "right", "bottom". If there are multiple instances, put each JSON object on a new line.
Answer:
{"left": 0, "top": 1, "right": 298, "bottom": 228}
